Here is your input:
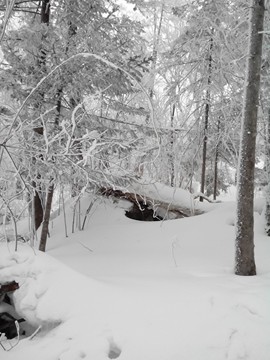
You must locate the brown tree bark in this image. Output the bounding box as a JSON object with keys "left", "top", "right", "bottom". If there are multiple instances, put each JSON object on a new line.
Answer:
{"left": 235, "top": 0, "right": 265, "bottom": 276}
{"left": 39, "top": 183, "right": 54, "bottom": 252}
{"left": 33, "top": 179, "right": 44, "bottom": 230}
{"left": 0, "top": 281, "right": 19, "bottom": 296}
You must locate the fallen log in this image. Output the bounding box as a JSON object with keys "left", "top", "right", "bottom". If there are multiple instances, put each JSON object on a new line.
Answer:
{"left": 0, "top": 281, "right": 19, "bottom": 296}
{"left": 100, "top": 187, "right": 202, "bottom": 221}
{"left": 192, "top": 192, "right": 221, "bottom": 203}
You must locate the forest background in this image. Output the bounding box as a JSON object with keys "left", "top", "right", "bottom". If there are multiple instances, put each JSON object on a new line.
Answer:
{"left": 0, "top": 0, "right": 269, "bottom": 273}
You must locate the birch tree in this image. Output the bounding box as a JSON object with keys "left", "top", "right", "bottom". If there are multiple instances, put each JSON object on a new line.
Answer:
{"left": 235, "top": 0, "right": 265, "bottom": 276}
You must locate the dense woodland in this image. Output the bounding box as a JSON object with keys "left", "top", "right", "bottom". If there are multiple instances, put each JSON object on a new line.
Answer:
{"left": 0, "top": 0, "right": 268, "bottom": 275}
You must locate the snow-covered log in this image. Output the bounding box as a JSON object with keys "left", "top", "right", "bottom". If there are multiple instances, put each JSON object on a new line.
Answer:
{"left": 100, "top": 188, "right": 202, "bottom": 220}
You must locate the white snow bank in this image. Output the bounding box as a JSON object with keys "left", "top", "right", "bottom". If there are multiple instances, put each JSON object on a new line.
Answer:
{"left": 0, "top": 194, "right": 270, "bottom": 360}
{"left": 131, "top": 181, "right": 215, "bottom": 212}
{"left": 0, "top": 247, "right": 114, "bottom": 326}
{"left": 0, "top": 246, "right": 121, "bottom": 359}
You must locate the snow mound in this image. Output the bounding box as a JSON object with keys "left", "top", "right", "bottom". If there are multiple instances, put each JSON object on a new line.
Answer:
{"left": 131, "top": 181, "right": 214, "bottom": 212}
{"left": 0, "top": 247, "right": 121, "bottom": 360}
{"left": 1, "top": 194, "right": 270, "bottom": 359}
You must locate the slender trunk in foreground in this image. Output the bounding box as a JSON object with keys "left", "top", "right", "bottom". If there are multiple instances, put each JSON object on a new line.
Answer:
{"left": 39, "top": 183, "right": 54, "bottom": 252}
{"left": 264, "top": 109, "right": 270, "bottom": 234}
{"left": 200, "top": 36, "right": 213, "bottom": 202}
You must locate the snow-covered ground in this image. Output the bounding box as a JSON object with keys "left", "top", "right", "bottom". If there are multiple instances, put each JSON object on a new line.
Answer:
{"left": 0, "top": 185, "right": 270, "bottom": 359}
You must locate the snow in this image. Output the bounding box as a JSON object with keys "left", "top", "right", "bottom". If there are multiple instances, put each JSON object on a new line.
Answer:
{"left": 132, "top": 181, "right": 197, "bottom": 208}
{"left": 1, "top": 184, "right": 270, "bottom": 359}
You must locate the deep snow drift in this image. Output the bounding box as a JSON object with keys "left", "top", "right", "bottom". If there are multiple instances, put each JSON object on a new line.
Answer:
{"left": 0, "top": 185, "right": 270, "bottom": 359}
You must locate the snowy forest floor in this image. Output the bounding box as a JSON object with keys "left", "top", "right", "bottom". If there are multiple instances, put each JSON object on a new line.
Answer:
{"left": 0, "top": 185, "right": 270, "bottom": 360}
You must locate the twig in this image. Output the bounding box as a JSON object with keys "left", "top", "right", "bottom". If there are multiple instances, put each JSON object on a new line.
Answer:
{"left": 78, "top": 241, "right": 93, "bottom": 253}
{"left": 28, "top": 325, "right": 42, "bottom": 340}
{"left": 82, "top": 199, "right": 95, "bottom": 230}
{"left": 171, "top": 239, "right": 179, "bottom": 268}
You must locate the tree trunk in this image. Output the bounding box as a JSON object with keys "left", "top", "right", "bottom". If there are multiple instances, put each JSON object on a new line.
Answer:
{"left": 39, "top": 183, "right": 54, "bottom": 252}
{"left": 146, "top": 2, "right": 164, "bottom": 123}
{"left": 235, "top": 0, "right": 264, "bottom": 276}
{"left": 213, "top": 153, "right": 218, "bottom": 201}
{"left": 40, "top": 0, "right": 50, "bottom": 24}
{"left": 200, "top": 36, "right": 213, "bottom": 202}
{"left": 32, "top": 0, "right": 51, "bottom": 230}
{"left": 265, "top": 108, "right": 270, "bottom": 234}
{"left": 33, "top": 179, "right": 44, "bottom": 231}
{"left": 170, "top": 104, "right": 176, "bottom": 187}
{"left": 213, "top": 118, "right": 220, "bottom": 200}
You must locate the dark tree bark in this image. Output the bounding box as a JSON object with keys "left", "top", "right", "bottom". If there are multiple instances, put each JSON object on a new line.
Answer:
{"left": 213, "top": 118, "right": 220, "bottom": 200}
{"left": 265, "top": 108, "right": 270, "bottom": 235}
{"left": 40, "top": 0, "right": 50, "bottom": 24}
{"left": 170, "top": 104, "right": 176, "bottom": 187}
{"left": 39, "top": 183, "right": 54, "bottom": 252}
{"left": 235, "top": 0, "right": 265, "bottom": 276}
{"left": 32, "top": 0, "right": 51, "bottom": 230}
{"left": 0, "top": 281, "right": 19, "bottom": 296}
{"left": 200, "top": 36, "right": 213, "bottom": 202}
{"left": 39, "top": 13, "right": 77, "bottom": 246}
{"left": 33, "top": 179, "right": 44, "bottom": 230}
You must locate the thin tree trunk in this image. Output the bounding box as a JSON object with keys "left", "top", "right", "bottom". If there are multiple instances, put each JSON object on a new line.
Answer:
{"left": 55, "top": 21, "right": 77, "bottom": 127}
{"left": 40, "top": 0, "right": 50, "bottom": 25}
{"left": 146, "top": 2, "right": 164, "bottom": 123}
{"left": 55, "top": 88, "right": 62, "bottom": 127}
{"left": 149, "top": 3, "right": 164, "bottom": 94}
{"left": 265, "top": 108, "right": 270, "bottom": 235}
{"left": 213, "top": 118, "right": 220, "bottom": 200}
{"left": 32, "top": 0, "right": 51, "bottom": 230}
{"left": 61, "top": 187, "right": 68, "bottom": 237}
{"left": 213, "top": 151, "right": 218, "bottom": 201}
{"left": 200, "top": 36, "right": 213, "bottom": 202}
{"left": 170, "top": 104, "right": 176, "bottom": 187}
{"left": 39, "top": 183, "right": 54, "bottom": 252}
{"left": 235, "top": 0, "right": 264, "bottom": 276}
{"left": 33, "top": 179, "right": 43, "bottom": 230}
{"left": 34, "top": 2, "right": 73, "bottom": 235}
{"left": 82, "top": 200, "right": 95, "bottom": 231}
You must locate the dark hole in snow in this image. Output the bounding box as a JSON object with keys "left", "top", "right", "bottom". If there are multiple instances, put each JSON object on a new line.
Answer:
{"left": 0, "top": 312, "right": 25, "bottom": 339}
{"left": 125, "top": 203, "right": 163, "bottom": 222}
{"left": 108, "top": 342, "right": 122, "bottom": 359}
{"left": 0, "top": 295, "right": 35, "bottom": 340}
